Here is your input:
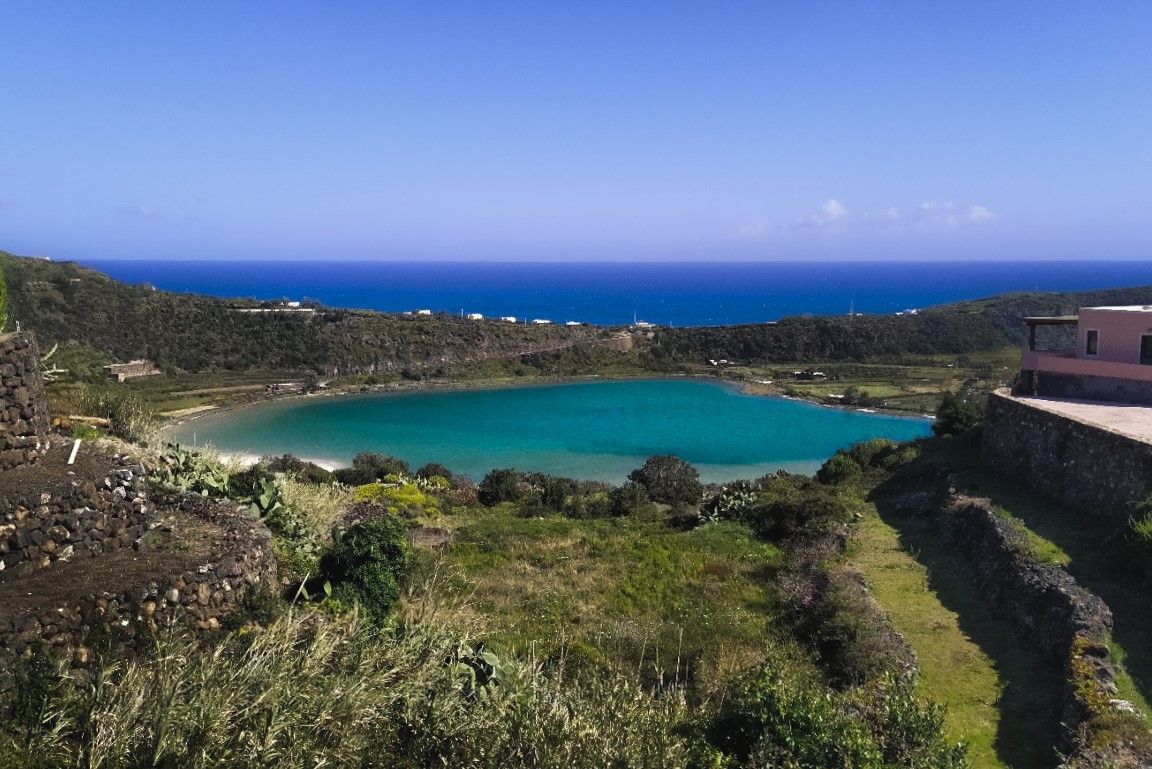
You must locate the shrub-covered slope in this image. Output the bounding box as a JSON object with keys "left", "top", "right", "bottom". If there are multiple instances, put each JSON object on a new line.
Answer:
{"left": 0, "top": 251, "right": 603, "bottom": 374}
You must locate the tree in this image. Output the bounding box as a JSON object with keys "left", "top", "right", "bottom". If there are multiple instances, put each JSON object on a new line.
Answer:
{"left": 478, "top": 468, "right": 524, "bottom": 506}
{"left": 628, "top": 454, "right": 702, "bottom": 506}
{"left": 609, "top": 481, "right": 650, "bottom": 517}
{"left": 932, "top": 392, "right": 986, "bottom": 436}
{"left": 415, "top": 462, "right": 453, "bottom": 481}
{"left": 334, "top": 452, "right": 411, "bottom": 486}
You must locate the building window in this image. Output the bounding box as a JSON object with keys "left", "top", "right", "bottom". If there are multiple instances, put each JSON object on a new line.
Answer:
{"left": 1142, "top": 335, "right": 1152, "bottom": 366}
{"left": 1085, "top": 329, "right": 1099, "bottom": 356}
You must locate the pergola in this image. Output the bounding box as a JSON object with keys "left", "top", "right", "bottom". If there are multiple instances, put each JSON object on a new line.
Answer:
{"left": 1022, "top": 316, "right": 1077, "bottom": 351}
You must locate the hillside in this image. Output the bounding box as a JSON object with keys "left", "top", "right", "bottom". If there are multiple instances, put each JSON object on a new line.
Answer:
{"left": 6, "top": 250, "right": 1152, "bottom": 379}
{"left": 0, "top": 252, "right": 608, "bottom": 376}
{"left": 646, "top": 286, "right": 1152, "bottom": 365}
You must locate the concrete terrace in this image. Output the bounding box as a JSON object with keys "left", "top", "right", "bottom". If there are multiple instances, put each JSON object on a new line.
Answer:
{"left": 1005, "top": 393, "right": 1152, "bottom": 444}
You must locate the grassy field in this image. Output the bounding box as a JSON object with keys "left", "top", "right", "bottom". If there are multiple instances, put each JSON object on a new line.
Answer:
{"left": 734, "top": 347, "right": 1020, "bottom": 415}
{"left": 402, "top": 511, "right": 782, "bottom": 699}
{"left": 953, "top": 466, "right": 1152, "bottom": 725}
{"left": 856, "top": 507, "right": 1065, "bottom": 769}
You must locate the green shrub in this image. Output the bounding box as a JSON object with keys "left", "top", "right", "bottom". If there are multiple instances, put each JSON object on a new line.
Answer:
{"left": 262, "top": 454, "right": 336, "bottom": 485}
{"left": 354, "top": 481, "right": 441, "bottom": 518}
{"left": 745, "top": 490, "right": 851, "bottom": 542}
{"left": 932, "top": 392, "right": 986, "bottom": 436}
{"left": 321, "top": 517, "right": 409, "bottom": 623}
{"left": 479, "top": 468, "right": 525, "bottom": 506}
{"left": 627, "top": 454, "right": 702, "bottom": 506}
{"left": 1129, "top": 497, "right": 1152, "bottom": 573}
{"left": 609, "top": 481, "right": 650, "bottom": 517}
{"left": 149, "top": 443, "right": 230, "bottom": 496}
{"left": 415, "top": 462, "right": 453, "bottom": 481}
{"left": 710, "top": 655, "right": 966, "bottom": 768}
{"left": 334, "top": 452, "right": 411, "bottom": 486}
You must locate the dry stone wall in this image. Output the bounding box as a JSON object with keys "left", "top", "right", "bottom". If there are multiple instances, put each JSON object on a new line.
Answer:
{"left": 0, "top": 481, "right": 277, "bottom": 691}
{"left": 0, "top": 332, "right": 49, "bottom": 471}
{"left": 884, "top": 467, "right": 1149, "bottom": 768}
{"left": 983, "top": 389, "right": 1152, "bottom": 524}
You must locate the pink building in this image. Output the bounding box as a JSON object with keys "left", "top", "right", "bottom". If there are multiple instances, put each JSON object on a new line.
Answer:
{"left": 1020, "top": 305, "right": 1152, "bottom": 403}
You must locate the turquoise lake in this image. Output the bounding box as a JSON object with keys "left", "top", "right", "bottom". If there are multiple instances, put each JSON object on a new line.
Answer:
{"left": 172, "top": 379, "right": 932, "bottom": 484}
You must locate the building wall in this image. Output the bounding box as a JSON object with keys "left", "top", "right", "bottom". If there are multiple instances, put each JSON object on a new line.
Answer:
{"left": 0, "top": 332, "right": 50, "bottom": 471}
{"left": 983, "top": 389, "right": 1152, "bottom": 523}
{"left": 1077, "top": 308, "right": 1152, "bottom": 364}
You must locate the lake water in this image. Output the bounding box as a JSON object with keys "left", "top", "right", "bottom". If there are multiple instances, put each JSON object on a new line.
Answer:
{"left": 172, "top": 379, "right": 931, "bottom": 483}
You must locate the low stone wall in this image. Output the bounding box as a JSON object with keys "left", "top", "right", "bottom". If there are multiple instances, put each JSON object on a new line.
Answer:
{"left": 0, "top": 332, "right": 49, "bottom": 471}
{"left": 938, "top": 496, "right": 1113, "bottom": 660}
{"left": 0, "top": 488, "right": 276, "bottom": 691}
{"left": 0, "top": 456, "right": 150, "bottom": 574}
{"left": 933, "top": 492, "right": 1147, "bottom": 767}
{"left": 983, "top": 389, "right": 1152, "bottom": 524}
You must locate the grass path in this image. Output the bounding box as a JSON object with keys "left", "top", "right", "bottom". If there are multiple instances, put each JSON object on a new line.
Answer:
{"left": 854, "top": 510, "right": 1062, "bottom": 769}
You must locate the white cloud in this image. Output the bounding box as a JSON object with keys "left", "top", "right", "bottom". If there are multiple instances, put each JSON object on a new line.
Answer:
{"left": 819, "top": 199, "right": 848, "bottom": 222}
{"left": 735, "top": 220, "right": 767, "bottom": 238}
{"left": 739, "top": 198, "right": 996, "bottom": 240}
{"left": 967, "top": 205, "right": 995, "bottom": 222}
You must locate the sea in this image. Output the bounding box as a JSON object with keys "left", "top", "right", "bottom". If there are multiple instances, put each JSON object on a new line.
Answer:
{"left": 80, "top": 260, "right": 1152, "bottom": 327}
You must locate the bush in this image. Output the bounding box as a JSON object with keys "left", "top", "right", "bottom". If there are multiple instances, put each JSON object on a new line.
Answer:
{"left": 263, "top": 454, "right": 336, "bottom": 485}
{"left": 334, "top": 452, "right": 411, "bottom": 486}
{"left": 609, "top": 481, "right": 650, "bottom": 517}
{"left": 628, "top": 454, "right": 702, "bottom": 507}
{"left": 415, "top": 462, "right": 453, "bottom": 481}
{"left": 709, "top": 654, "right": 965, "bottom": 768}
{"left": 321, "top": 516, "right": 409, "bottom": 623}
{"left": 932, "top": 392, "right": 986, "bottom": 436}
{"left": 745, "top": 490, "right": 851, "bottom": 542}
{"left": 478, "top": 468, "right": 524, "bottom": 506}
{"left": 817, "top": 438, "right": 918, "bottom": 487}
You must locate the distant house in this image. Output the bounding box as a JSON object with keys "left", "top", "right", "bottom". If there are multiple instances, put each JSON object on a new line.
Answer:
{"left": 414, "top": 309, "right": 433, "bottom": 316}
{"left": 105, "top": 360, "right": 161, "bottom": 383}
{"left": 499, "top": 316, "right": 517, "bottom": 323}
{"left": 1021, "top": 305, "right": 1152, "bottom": 403}
{"left": 466, "top": 313, "right": 483, "bottom": 320}
{"left": 531, "top": 319, "right": 552, "bottom": 325}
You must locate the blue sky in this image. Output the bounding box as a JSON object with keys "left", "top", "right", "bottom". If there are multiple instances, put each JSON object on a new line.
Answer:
{"left": 1, "top": 2, "right": 1150, "bottom": 261}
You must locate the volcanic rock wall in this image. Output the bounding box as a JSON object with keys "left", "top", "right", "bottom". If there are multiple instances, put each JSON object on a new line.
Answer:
{"left": 0, "top": 332, "right": 49, "bottom": 471}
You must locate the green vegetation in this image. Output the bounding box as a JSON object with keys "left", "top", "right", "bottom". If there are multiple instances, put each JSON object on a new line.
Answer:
{"left": 932, "top": 391, "right": 987, "bottom": 437}
{"left": 628, "top": 454, "right": 703, "bottom": 507}
{"left": 10, "top": 251, "right": 1152, "bottom": 765}
{"left": 0, "top": 612, "right": 694, "bottom": 769}
{"left": 10, "top": 442, "right": 970, "bottom": 768}
{"left": 72, "top": 386, "right": 158, "bottom": 443}
{"left": 322, "top": 517, "right": 408, "bottom": 622}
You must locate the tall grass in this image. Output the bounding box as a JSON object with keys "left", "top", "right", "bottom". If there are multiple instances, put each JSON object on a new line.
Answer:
{"left": 73, "top": 386, "right": 158, "bottom": 444}
{"left": 0, "top": 611, "right": 692, "bottom": 769}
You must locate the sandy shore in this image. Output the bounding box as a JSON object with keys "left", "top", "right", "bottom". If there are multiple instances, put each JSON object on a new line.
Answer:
{"left": 218, "top": 452, "right": 342, "bottom": 472}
